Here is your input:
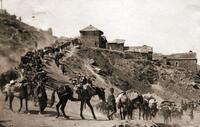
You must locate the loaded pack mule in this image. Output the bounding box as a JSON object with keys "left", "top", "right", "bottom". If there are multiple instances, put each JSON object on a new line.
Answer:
{"left": 4, "top": 80, "right": 32, "bottom": 113}
{"left": 50, "top": 84, "right": 105, "bottom": 120}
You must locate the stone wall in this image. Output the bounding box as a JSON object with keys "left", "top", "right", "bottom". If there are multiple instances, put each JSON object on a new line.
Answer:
{"left": 80, "top": 35, "right": 100, "bottom": 47}
{"left": 107, "top": 43, "right": 124, "bottom": 52}
{"left": 167, "top": 59, "right": 197, "bottom": 72}
{"left": 124, "top": 51, "right": 153, "bottom": 60}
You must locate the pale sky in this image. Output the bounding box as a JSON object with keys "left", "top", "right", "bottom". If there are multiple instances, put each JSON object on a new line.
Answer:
{"left": 3, "top": 0, "right": 200, "bottom": 62}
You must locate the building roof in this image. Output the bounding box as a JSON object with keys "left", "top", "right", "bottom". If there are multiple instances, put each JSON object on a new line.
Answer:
{"left": 166, "top": 51, "right": 197, "bottom": 60}
{"left": 80, "top": 25, "right": 103, "bottom": 35}
{"left": 108, "top": 39, "right": 125, "bottom": 44}
{"left": 124, "top": 45, "right": 153, "bottom": 53}
{"left": 153, "top": 53, "right": 164, "bottom": 60}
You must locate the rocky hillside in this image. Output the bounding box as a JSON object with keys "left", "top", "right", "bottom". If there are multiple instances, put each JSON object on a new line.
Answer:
{"left": 1, "top": 41, "right": 199, "bottom": 102}
{"left": 0, "top": 12, "right": 56, "bottom": 73}
{"left": 62, "top": 47, "right": 200, "bottom": 101}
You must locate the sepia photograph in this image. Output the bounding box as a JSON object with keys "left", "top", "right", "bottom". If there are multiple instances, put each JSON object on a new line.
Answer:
{"left": 0, "top": 0, "right": 200, "bottom": 127}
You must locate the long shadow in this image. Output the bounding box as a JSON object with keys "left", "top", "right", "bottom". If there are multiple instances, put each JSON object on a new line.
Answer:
{"left": 28, "top": 110, "right": 57, "bottom": 117}
{"left": 55, "top": 116, "right": 108, "bottom": 121}
{"left": 28, "top": 110, "right": 39, "bottom": 114}
{"left": 68, "top": 118, "right": 108, "bottom": 121}
{"left": 57, "top": 117, "right": 83, "bottom": 121}
{"left": 44, "top": 110, "right": 58, "bottom": 117}
{"left": 154, "top": 123, "right": 181, "bottom": 127}
{"left": 0, "top": 120, "right": 11, "bottom": 127}
{"left": 96, "top": 119, "right": 109, "bottom": 121}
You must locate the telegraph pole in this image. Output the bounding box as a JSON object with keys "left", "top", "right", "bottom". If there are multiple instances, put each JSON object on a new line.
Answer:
{"left": 0, "top": 0, "right": 2, "bottom": 9}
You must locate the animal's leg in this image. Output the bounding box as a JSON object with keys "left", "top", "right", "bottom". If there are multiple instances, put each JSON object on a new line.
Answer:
{"left": 146, "top": 110, "right": 149, "bottom": 120}
{"left": 86, "top": 100, "right": 96, "bottom": 120}
{"left": 80, "top": 100, "right": 85, "bottom": 119}
{"left": 18, "top": 98, "right": 23, "bottom": 112}
{"left": 56, "top": 101, "right": 62, "bottom": 118}
{"left": 144, "top": 110, "right": 147, "bottom": 120}
{"left": 5, "top": 92, "right": 8, "bottom": 102}
{"left": 130, "top": 111, "right": 133, "bottom": 120}
{"left": 25, "top": 98, "right": 28, "bottom": 112}
{"left": 150, "top": 113, "right": 152, "bottom": 120}
{"left": 119, "top": 108, "right": 123, "bottom": 120}
{"left": 131, "top": 110, "right": 134, "bottom": 120}
{"left": 0, "top": 85, "right": 3, "bottom": 92}
{"left": 122, "top": 110, "right": 126, "bottom": 120}
{"left": 139, "top": 108, "right": 141, "bottom": 120}
{"left": 169, "top": 114, "right": 172, "bottom": 122}
{"left": 9, "top": 95, "right": 14, "bottom": 111}
{"left": 142, "top": 111, "right": 145, "bottom": 120}
{"left": 164, "top": 117, "right": 166, "bottom": 124}
{"left": 167, "top": 117, "right": 169, "bottom": 124}
{"left": 60, "top": 99, "right": 69, "bottom": 119}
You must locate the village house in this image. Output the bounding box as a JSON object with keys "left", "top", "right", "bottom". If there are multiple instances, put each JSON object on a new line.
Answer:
{"left": 124, "top": 45, "right": 153, "bottom": 60}
{"left": 163, "top": 51, "right": 197, "bottom": 72}
{"left": 107, "top": 39, "right": 125, "bottom": 52}
{"left": 0, "top": 0, "right": 7, "bottom": 15}
{"left": 78, "top": 25, "right": 198, "bottom": 69}
{"left": 79, "top": 25, "right": 153, "bottom": 61}
{"left": 79, "top": 25, "right": 107, "bottom": 48}
{"left": 0, "top": 9, "right": 7, "bottom": 15}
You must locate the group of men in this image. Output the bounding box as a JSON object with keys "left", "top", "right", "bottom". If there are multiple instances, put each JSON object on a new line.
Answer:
{"left": 8, "top": 41, "right": 69, "bottom": 113}
{"left": 4, "top": 38, "right": 83, "bottom": 113}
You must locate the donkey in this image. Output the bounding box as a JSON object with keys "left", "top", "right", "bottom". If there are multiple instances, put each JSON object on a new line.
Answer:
{"left": 128, "top": 95, "right": 144, "bottom": 120}
{"left": 50, "top": 85, "right": 106, "bottom": 120}
{"left": 74, "top": 85, "right": 106, "bottom": 120}
{"left": 4, "top": 80, "right": 31, "bottom": 113}
{"left": 49, "top": 85, "right": 79, "bottom": 119}
{"left": 116, "top": 92, "right": 130, "bottom": 120}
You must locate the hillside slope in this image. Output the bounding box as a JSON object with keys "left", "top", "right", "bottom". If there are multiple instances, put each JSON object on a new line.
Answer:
{"left": 0, "top": 13, "right": 56, "bottom": 73}
{"left": 73, "top": 47, "right": 200, "bottom": 101}
{"left": 41, "top": 45, "right": 200, "bottom": 101}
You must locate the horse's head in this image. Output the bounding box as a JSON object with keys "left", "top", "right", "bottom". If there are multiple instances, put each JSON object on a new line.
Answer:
{"left": 95, "top": 87, "right": 106, "bottom": 102}
{"left": 132, "top": 95, "right": 143, "bottom": 104}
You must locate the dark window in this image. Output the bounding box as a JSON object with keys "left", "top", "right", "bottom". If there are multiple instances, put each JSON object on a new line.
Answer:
{"left": 175, "top": 61, "right": 179, "bottom": 67}
{"left": 167, "top": 61, "right": 171, "bottom": 65}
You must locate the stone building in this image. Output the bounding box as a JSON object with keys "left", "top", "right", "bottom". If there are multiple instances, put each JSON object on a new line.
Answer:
{"left": 79, "top": 25, "right": 107, "bottom": 48}
{"left": 0, "top": 9, "right": 7, "bottom": 15}
{"left": 107, "top": 39, "right": 125, "bottom": 52}
{"left": 164, "top": 51, "right": 197, "bottom": 72}
{"left": 124, "top": 45, "right": 153, "bottom": 60}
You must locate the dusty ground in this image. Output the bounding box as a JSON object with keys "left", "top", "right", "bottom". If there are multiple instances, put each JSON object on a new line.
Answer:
{"left": 1, "top": 90, "right": 200, "bottom": 127}
{"left": 0, "top": 91, "right": 153, "bottom": 127}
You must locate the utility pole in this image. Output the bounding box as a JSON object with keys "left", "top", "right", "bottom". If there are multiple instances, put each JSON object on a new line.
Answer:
{"left": 0, "top": 0, "right": 2, "bottom": 10}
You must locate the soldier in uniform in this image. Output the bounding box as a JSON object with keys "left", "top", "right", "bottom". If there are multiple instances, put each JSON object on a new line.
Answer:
{"left": 107, "top": 88, "right": 117, "bottom": 120}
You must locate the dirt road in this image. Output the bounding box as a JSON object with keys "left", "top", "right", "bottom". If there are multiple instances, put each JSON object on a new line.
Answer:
{"left": 0, "top": 90, "right": 200, "bottom": 127}
{"left": 0, "top": 91, "right": 154, "bottom": 127}
{"left": 1, "top": 90, "right": 200, "bottom": 127}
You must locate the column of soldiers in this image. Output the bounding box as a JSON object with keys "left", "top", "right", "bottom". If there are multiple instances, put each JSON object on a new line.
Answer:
{"left": 11, "top": 42, "right": 69, "bottom": 113}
